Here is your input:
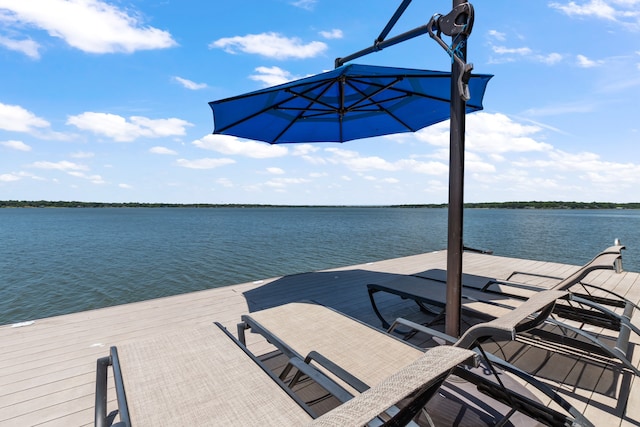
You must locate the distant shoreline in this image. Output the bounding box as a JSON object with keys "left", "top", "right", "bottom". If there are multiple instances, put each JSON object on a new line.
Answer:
{"left": 1, "top": 200, "right": 639, "bottom": 209}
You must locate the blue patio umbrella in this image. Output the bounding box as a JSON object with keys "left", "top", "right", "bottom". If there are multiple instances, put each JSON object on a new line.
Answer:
{"left": 209, "top": 64, "right": 491, "bottom": 144}
{"left": 209, "top": 0, "right": 490, "bottom": 337}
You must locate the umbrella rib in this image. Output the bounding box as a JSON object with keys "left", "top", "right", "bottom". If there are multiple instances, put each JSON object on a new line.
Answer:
{"left": 345, "top": 80, "right": 415, "bottom": 131}
{"left": 215, "top": 95, "right": 298, "bottom": 134}
{"left": 273, "top": 81, "right": 337, "bottom": 142}
{"left": 347, "top": 76, "right": 452, "bottom": 107}
{"left": 343, "top": 77, "right": 405, "bottom": 111}
{"left": 214, "top": 80, "right": 334, "bottom": 134}
{"left": 339, "top": 75, "right": 344, "bottom": 141}
{"left": 285, "top": 89, "right": 338, "bottom": 113}
{"left": 285, "top": 76, "right": 424, "bottom": 113}
{"left": 347, "top": 94, "right": 410, "bottom": 110}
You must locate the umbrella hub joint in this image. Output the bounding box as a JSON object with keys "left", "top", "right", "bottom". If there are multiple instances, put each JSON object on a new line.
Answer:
{"left": 431, "top": 3, "right": 474, "bottom": 39}
{"left": 428, "top": 2, "right": 475, "bottom": 101}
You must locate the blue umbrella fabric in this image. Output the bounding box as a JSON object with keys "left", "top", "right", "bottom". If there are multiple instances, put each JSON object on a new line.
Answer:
{"left": 209, "top": 64, "right": 492, "bottom": 144}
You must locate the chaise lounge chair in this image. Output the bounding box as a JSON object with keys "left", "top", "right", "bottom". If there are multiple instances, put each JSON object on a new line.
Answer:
{"left": 367, "top": 243, "right": 639, "bottom": 376}
{"left": 238, "top": 291, "right": 593, "bottom": 426}
{"left": 416, "top": 242, "right": 631, "bottom": 312}
{"left": 94, "top": 323, "right": 476, "bottom": 427}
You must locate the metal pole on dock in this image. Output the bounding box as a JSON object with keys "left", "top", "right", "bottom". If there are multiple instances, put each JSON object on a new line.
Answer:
{"left": 445, "top": 0, "right": 468, "bottom": 338}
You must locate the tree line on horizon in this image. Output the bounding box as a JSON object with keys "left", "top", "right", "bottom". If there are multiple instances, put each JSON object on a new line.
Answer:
{"left": 1, "top": 200, "right": 639, "bottom": 209}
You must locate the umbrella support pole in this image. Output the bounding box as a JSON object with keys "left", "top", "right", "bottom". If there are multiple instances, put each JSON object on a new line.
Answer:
{"left": 445, "top": 0, "right": 471, "bottom": 338}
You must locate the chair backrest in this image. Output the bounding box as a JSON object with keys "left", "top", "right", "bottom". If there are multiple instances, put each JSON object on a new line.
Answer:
{"left": 307, "top": 346, "right": 477, "bottom": 427}
{"left": 551, "top": 245, "right": 624, "bottom": 291}
{"left": 454, "top": 290, "right": 568, "bottom": 349}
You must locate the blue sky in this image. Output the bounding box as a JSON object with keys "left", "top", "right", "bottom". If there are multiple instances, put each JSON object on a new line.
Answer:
{"left": 0, "top": 0, "right": 639, "bottom": 205}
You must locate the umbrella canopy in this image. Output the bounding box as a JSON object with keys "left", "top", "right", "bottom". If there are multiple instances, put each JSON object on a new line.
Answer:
{"left": 209, "top": 64, "right": 492, "bottom": 144}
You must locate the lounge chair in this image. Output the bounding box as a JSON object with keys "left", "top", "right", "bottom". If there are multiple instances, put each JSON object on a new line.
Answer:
{"left": 367, "top": 243, "right": 639, "bottom": 376}
{"left": 416, "top": 243, "right": 631, "bottom": 312}
{"left": 94, "top": 323, "right": 475, "bottom": 427}
{"left": 238, "top": 292, "right": 593, "bottom": 426}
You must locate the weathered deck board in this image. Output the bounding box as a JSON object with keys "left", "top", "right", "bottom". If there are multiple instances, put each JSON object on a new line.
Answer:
{"left": 1, "top": 250, "right": 638, "bottom": 426}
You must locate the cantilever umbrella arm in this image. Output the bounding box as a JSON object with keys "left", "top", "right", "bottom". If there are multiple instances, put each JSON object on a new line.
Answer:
{"left": 335, "top": 1, "right": 475, "bottom": 101}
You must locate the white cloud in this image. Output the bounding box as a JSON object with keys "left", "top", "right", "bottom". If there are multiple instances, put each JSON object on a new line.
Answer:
{"left": 319, "top": 29, "right": 343, "bottom": 39}
{"left": 290, "top": 0, "right": 317, "bottom": 10}
{"left": 150, "top": 146, "right": 178, "bottom": 155}
{"left": 417, "top": 112, "right": 553, "bottom": 154}
{"left": 70, "top": 151, "right": 94, "bottom": 158}
{"left": 0, "top": 35, "right": 40, "bottom": 58}
{"left": 0, "top": 102, "right": 50, "bottom": 132}
{"left": 176, "top": 158, "right": 235, "bottom": 169}
{"left": 119, "top": 183, "right": 132, "bottom": 189}
{"left": 193, "top": 134, "right": 288, "bottom": 158}
{"left": 414, "top": 111, "right": 640, "bottom": 197}
{"left": 325, "top": 147, "right": 449, "bottom": 175}
{"left": 513, "top": 149, "right": 640, "bottom": 186}
{"left": 537, "top": 52, "right": 563, "bottom": 64}
{"left": 216, "top": 177, "right": 233, "bottom": 187}
{"left": 0, "top": 173, "right": 21, "bottom": 182}
{"left": 487, "top": 30, "right": 506, "bottom": 41}
{"left": 1, "top": 139, "right": 31, "bottom": 151}
{"left": 550, "top": 0, "right": 617, "bottom": 20}
{"left": 326, "top": 148, "right": 396, "bottom": 171}
{"left": 492, "top": 46, "right": 533, "bottom": 56}
{"left": 249, "top": 66, "right": 298, "bottom": 87}
{"left": 266, "top": 167, "right": 285, "bottom": 175}
{"left": 172, "top": 76, "right": 207, "bottom": 90}
{"left": 0, "top": 0, "right": 176, "bottom": 55}
{"left": 396, "top": 159, "right": 449, "bottom": 175}
{"left": 550, "top": 0, "right": 640, "bottom": 30}
{"left": 265, "top": 177, "right": 310, "bottom": 188}
{"left": 465, "top": 152, "right": 497, "bottom": 173}
{"left": 209, "top": 32, "right": 327, "bottom": 59}
{"left": 292, "top": 144, "right": 320, "bottom": 156}
{"left": 491, "top": 46, "right": 563, "bottom": 65}
{"left": 67, "top": 112, "right": 192, "bottom": 142}
{"left": 576, "top": 54, "right": 603, "bottom": 67}
{"left": 468, "top": 113, "right": 553, "bottom": 153}
{"left": 30, "top": 160, "right": 88, "bottom": 171}
{"left": 298, "top": 149, "right": 327, "bottom": 165}
{"left": 67, "top": 171, "right": 105, "bottom": 184}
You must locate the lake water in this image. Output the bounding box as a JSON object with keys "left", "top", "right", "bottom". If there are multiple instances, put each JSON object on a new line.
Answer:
{"left": 1, "top": 207, "right": 638, "bottom": 325}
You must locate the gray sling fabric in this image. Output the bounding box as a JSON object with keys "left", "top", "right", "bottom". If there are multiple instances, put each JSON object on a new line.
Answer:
{"left": 306, "top": 346, "right": 475, "bottom": 427}
{"left": 245, "top": 302, "right": 424, "bottom": 387}
{"left": 117, "top": 326, "right": 312, "bottom": 426}
{"left": 110, "top": 324, "right": 472, "bottom": 426}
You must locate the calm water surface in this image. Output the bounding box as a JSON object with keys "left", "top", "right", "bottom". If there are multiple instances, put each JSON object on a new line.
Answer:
{"left": 1, "top": 207, "right": 638, "bottom": 325}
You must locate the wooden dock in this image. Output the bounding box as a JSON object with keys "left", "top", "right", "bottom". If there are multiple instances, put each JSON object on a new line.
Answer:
{"left": 1, "top": 250, "right": 639, "bottom": 426}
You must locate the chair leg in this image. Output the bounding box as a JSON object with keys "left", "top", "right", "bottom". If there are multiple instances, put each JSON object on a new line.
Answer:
{"left": 95, "top": 356, "right": 111, "bottom": 427}
{"left": 368, "top": 287, "right": 392, "bottom": 329}
{"left": 237, "top": 321, "right": 249, "bottom": 344}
